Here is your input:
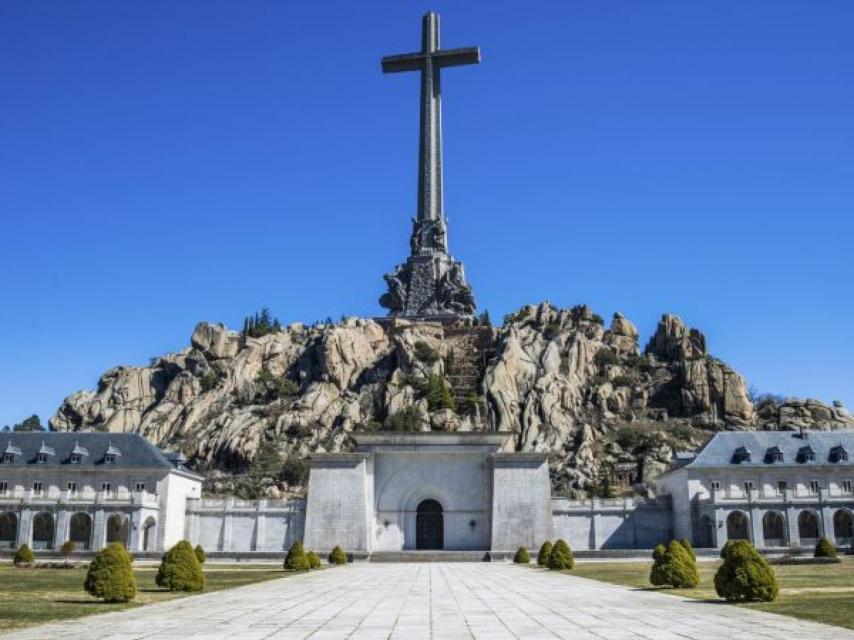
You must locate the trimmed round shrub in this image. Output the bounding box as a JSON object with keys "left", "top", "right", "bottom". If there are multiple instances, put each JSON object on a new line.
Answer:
{"left": 328, "top": 546, "right": 347, "bottom": 565}
{"left": 60, "top": 540, "right": 77, "bottom": 559}
{"left": 548, "top": 539, "right": 574, "bottom": 570}
{"left": 650, "top": 540, "right": 699, "bottom": 588}
{"left": 536, "top": 541, "right": 553, "bottom": 567}
{"left": 714, "top": 540, "right": 778, "bottom": 602}
{"left": 194, "top": 544, "right": 206, "bottom": 564}
{"left": 13, "top": 544, "right": 35, "bottom": 566}
{"left": 513, "top": 546, "right": 530, "bottom": 564}
{"left": 284, "top": 541, "right": 310, "bottom": 571}
{"left": 84, "top": 542, "right": 136, "bottom": 602}
{"left": 649, "top": 543, "right": 667, "bottom": 586}
{"left": 719, "top": 540, "right": 735, "bottom": 559}
{"left": 814, "top": 536, "right": 837, "bottom": 559}
{"left": 156, "top": 540, "right": 205, "bottom": 592}
{"left": 307, "top": 550, "right": 321, "bottom": 569}
{"left": 678, "top": 538, "right": 696, "bottom": 560}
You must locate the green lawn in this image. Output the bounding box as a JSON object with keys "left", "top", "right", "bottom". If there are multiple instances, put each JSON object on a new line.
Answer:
{"left": 0, "top": 563, "right": 290, "bottom": 632}
{"left": 565, "top": 557, "right": 854, "bottom": 630}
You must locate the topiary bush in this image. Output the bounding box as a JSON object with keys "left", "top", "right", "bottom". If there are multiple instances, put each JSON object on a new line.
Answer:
{"left": 814, "top": 536, "right": 837, "bottom": 559}
{"left": 714, "top": 540, "right": 778, "bottom": 602}
{"left": 328, "top": 546, "right": 347, "bottom": 565}
{"left": 60, "top": 540, "right": 76, "bottom": 560}
{"left": 650, "top": 540, "right": 699, "bottom": 588}
{"left": 649, "top": 543, "right": 668, "bottom": 586}
{"left": 84, "top": 542, "right": 136, "bottom": 602}
{"left": 194, "top": 544, "right": 206, "bottom": 564}
{"left": 719, "top": 540, "right": 734, "bottom": 559}
{"left": 537, "top": 541, "right": 553, "bottom": 567}
{"left": 13, "top": 544, "right": 35, "bottom": 566}
{"left": 284, "top": 541, "right": 310, "bottom": 572}
{"left": 548, "top": 539, "right": 574, "bottom": 570}
{"left": 678, "top": 538, "right": 696, "bottom": 560}
{"left": 307, "top": 550, "right": 321, "bottom": 569}
{"left": 513, "top": 546, "right": 530, "bottom": 564}
{"left": 156, "top": 540, "right": 205, "bottom": 592}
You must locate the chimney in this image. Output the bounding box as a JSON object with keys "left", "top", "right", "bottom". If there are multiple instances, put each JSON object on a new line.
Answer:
{"left": 799, "top": 426, "right": 808, "bottom": 439}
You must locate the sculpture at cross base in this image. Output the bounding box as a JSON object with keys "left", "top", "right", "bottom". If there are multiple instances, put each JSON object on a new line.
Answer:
{"left": 378, "top": 12, "right": 478, "bottom": 318}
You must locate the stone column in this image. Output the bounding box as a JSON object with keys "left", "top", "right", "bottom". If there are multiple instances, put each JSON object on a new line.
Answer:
{"left": 92, "top": 509, "right": 106, "bottom": 550}
{"left": 255, "top": 500, "right": 267, "bottom": 552}
{"left": 222, "top": 499, "right": 234, "bottom": 552}
{"left": 785, "top": 502, "right": 800, "bottom": 549}
{"left": 55, "top": 510, "right": 70, "bottom": 548}
{"left": 17, "top": 508, "right": 33, "bottom": 547}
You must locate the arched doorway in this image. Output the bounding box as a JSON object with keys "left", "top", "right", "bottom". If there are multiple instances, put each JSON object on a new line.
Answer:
{"left": 416, "top": 499, "right": 443, "bottom": 550}
{"left": 695, "top": 515, "right": 714, "bottom": 548}
{"left": 798, "top": 510, "right": 820, "bottom": 545}
{"left": 106, "top": 514, "right": 129, "bottom": 547}
{"left": 726, "top": 511, "right": 749, "bottom": 541}
{"left": 762, "top": 511, "right": 786, "bottom": 547}
{"left": 32, "top": 512, "right": 54, "bottom": 550}
{"left": 69, "top": 513, "right": 92, "bottom": 550}
{"left": 834, "top": 510, "right": 853, "bottom": 545}
{"left": 0, "top": 513, "right": 17, "bottom": 549}
{"left": 142, "top": 517, "right": 156, "bottom": 551}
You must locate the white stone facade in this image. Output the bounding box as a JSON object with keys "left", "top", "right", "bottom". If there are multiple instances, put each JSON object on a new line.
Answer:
{"left": 657, "top": 431, "right": 854, "bottom": 550}
{"left": 0, "top": 433, "right": 202, "bottom": 553}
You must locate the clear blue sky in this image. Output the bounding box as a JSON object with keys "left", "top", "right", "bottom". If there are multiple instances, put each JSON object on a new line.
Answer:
{"left": 1, "top": 1, "right": 852, "bottom": 428}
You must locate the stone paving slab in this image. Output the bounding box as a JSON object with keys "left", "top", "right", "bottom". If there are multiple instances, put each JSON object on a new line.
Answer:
{"left": 3, "top": 563, "right": 853, "bottom": 639}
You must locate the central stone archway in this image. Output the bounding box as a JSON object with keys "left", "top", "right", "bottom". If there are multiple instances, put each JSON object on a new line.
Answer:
{"left": 416, "top": 499, "right": 444, "bottom": 550}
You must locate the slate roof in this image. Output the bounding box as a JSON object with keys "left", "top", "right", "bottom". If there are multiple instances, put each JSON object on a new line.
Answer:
{"left": 684, "top": 430, "right": 854, "bottom": 469}
{"left": 0, "top": 432, "right": 180, "bottom": 469}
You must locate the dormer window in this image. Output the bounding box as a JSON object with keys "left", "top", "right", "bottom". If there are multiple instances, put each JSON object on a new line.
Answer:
{"left": 830, "top": 445, "right": 848, "bottom": 463}
{"left": 732, "top": 446, "right": 751, "bottom": 464}
{"left": 103, "top": 443, "right": 121, "bottom": 465}
{"left": 69, "top": 442, "right": 88, "bottom": 465}
{"left": 36, "top": 442, "right": 55, "bottom": 464}
{"left": 765, "top": 446, "right": 784, "bottom": 464}
{"left": 36, "top": 453, "right": 48, "bottom": 464}
{"left": 2, "top": 442, "right": 21, "bottom": 463}
{"left": 797, "top": 445, "right": 816, "bottom": 463}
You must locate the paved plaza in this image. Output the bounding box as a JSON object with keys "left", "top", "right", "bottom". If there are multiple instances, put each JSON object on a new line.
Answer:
{"left": 4, "top": 563, "right": 853, "bottom": 639}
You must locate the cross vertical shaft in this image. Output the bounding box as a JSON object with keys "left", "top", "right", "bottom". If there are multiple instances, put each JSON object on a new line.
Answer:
{"left": 419, "top": 12, "right": 443, "bottom": 247}
{"left": 382, "top": 12, "right": 480, "bottom": 256}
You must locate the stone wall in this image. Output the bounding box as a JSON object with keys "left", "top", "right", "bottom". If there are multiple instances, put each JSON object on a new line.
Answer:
{"left": 551, "top": 497, "right": 672, "bottom": 551}
{"left": 185, "top": 497, "right": 306, "bottom": 552}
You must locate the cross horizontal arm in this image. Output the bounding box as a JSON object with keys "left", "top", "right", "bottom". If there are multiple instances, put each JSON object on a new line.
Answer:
{"left": 382, "top": 52, "right": 428, "bottom": 74}
{"left": 431, "top": 47, "right": 481, "bottom": 68}
{"left": 381, "top": 47, "right": 481, "bottom": 74}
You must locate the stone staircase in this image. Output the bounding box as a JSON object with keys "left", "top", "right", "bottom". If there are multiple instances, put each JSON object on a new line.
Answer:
{"left": 368, "top": 550, "right": 496, "bottom": 563}
{"left": 443, "top": 326, "right": 496, "bottom": 408}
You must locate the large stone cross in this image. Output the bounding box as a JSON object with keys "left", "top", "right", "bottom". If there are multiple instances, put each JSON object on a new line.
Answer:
{"left": 382, "top": 12, "right": 480, "bottom": 255}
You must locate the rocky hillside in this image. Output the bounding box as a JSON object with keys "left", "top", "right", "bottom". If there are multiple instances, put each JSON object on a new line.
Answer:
{"left": 51, "top": 303, "right": 854, "bottom": 496}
